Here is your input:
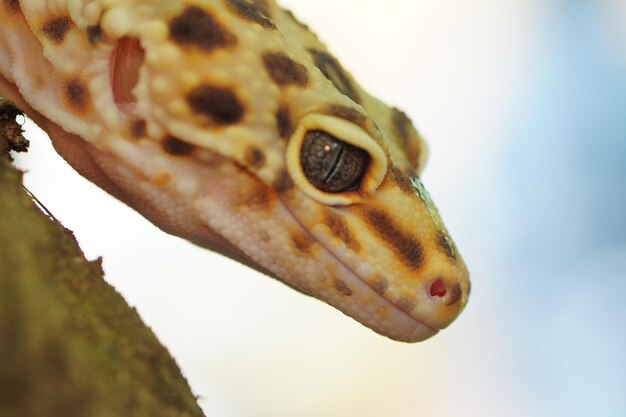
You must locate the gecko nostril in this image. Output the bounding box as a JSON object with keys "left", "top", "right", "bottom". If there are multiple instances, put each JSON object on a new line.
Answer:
{"left": 429, "top": 278, "right": 447, "bottom": 298}
{"left": 110, "top": 37, "right": 145, "bottom": 111}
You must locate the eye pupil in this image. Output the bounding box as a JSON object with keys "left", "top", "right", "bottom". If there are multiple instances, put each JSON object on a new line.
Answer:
{"left": 300, "top": 130, "right": 370, "bottom": 193}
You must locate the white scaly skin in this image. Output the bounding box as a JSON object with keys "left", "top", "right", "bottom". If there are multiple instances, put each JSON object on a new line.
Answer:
{"left": 0, "top": 0, "right": 469, "bottom": 342}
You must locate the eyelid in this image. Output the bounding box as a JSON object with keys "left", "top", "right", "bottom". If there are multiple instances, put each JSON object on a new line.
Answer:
{"left": 286, "top": 114, "right": 388, "bottom": 205}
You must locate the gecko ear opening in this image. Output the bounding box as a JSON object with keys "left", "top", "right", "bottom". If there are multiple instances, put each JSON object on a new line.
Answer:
{"left": 286, "top": 114, "right": 388, "bottom": 205}
{"left": 110, "top": 37, "right": 144, "bottom": 113}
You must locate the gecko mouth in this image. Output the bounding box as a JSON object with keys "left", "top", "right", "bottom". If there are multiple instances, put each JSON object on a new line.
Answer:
{"left": 266, "top": 187, "right": 440, "bottom": 341}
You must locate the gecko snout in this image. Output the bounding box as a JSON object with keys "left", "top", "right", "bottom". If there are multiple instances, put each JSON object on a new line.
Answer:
{"left": 409, "top": 270, "right": 469, "bottom": 334}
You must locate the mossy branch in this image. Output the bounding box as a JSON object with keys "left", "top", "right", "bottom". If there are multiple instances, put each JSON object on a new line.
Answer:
{"left": 0, "top": 98, "right": 206, "bottom": 417}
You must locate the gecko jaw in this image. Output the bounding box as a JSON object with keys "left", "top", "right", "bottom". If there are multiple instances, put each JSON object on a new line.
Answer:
{"left": 273, "top": 192, "right": 440, "bottom": 342}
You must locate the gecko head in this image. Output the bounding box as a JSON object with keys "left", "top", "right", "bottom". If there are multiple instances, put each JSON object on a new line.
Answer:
{"left": 97, "top": 3, "right": 470, "bottom": 342}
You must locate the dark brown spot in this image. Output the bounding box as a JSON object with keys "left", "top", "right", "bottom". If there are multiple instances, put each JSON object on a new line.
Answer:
{"left": 259, "top": 230, "right": 270, "bottom": 243}
{"left": 169, "top": 6, "right": 236, "bottom": 51}
{"left": 371, "top": 277, "right": 389, "bottom": 295}
{"left": 446, "top": 283, "right": 462, "bottom": 306}
{"left": 262, "top": 51, "right": 309, "bottom": 87}
{"left": 4, "top": 0, "right": 19, "bottom": 13}
{"left": 324, "top": 210, "right": 360, "bottom": 252}
{"left": 273, "top": 169, "right": 294, "bottom": 192}
{"left": 397, "top": 296, "right": 417, "bottom": 313}
{"left": 225, "top": 0, "right": 276, "bottom": 29}
{"left": 162, "top": 136, "right": 194, "bottom": 155}
{"left": 387, "top": 166, "right": 414, "bottom": 195}
{"left": 252, "top": 0, "right": 271, "bottom": 17}
{"left": 437, "top": 230, "right": 456, "bottom": 260}
{"left": 276, "top": 106, "right": 292, "bottom": 139}
{"left": 186, "top": 85, "right": 244, "bottom": 125}
{"left": 42, "top": 16, "right": 72, "bottom": 43}
{"left": 245, "top": 146, "right": 266, "bottom": 168}
{"left": 86, "top": 25, "right": 103, "bottom": 43}
{"left": 291, "top": 232, "right": 315, "bottom": 253}
{"left": 391, "top": 107, "right": 421, "bottom": 172}
{"left": 391, "top": 108, "right": 410, "bottom": 144}
{"left": 242, "top": 186, "right": 271, "bottom": 208}
{"left": 130, "top": 120, "right": 146, "bottom": 138}
{"left": 65, "top": 79, "right": 88, "bottom": 111}
{"left": 308, "top": 49, "right": 361, "bottom": 104}
{"left": 362, "top": 208, "right": 424, "bottom": 269}
{"left": 334, "top": 280, "right": 353, "bottom": 296}
{"left": 324, "top": 104, "right": 368, "bottom": 129}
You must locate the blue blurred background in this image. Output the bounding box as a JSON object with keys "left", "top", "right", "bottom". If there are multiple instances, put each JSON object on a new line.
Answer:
{"left": 497, "top": 2, "right": 626, "bottom": 416}
{"left": 16, "top": 1, "right": 626, "bottom": 416}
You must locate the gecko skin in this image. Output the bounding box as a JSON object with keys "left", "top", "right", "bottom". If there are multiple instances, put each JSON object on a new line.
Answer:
{"left": 0, "top": 0, "right": 469, "bottom": 342}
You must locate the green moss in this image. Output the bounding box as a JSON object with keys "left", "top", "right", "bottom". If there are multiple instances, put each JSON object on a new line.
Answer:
{"left": 0, "top": 101, "right": 205, "bottom": 417}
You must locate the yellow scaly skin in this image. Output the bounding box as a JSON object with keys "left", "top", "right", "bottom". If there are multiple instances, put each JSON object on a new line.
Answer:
{"left": 0, "top": 0, "right": 469, "bottom": 342}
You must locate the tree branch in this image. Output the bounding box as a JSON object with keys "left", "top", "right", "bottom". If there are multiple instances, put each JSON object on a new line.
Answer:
{"left": 0, "top": 98, "right": 206, "bottom": 417}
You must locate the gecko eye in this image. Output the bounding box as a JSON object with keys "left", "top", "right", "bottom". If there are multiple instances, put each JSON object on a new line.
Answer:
{"left": 286, "top": 114, "right": 388, "bottom": 205}
{"left": 300, "top": 130, "right": 370, "bottom": 193}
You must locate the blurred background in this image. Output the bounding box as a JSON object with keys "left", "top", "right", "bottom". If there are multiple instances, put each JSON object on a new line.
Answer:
{"left": 14, "top": 0, "right": 626, "bottom": 416}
